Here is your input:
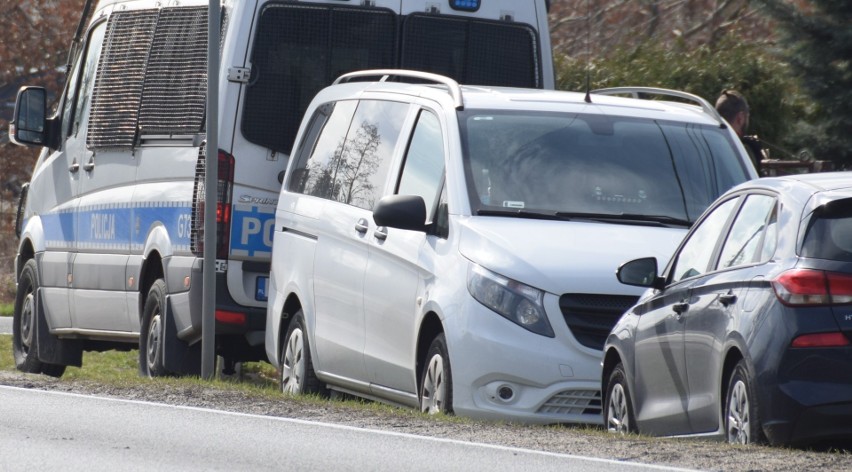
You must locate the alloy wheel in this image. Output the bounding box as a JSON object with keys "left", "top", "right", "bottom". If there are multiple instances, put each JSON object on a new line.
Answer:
{"left": 281, "top": 328, "right": 305, "bottom": 394}
{"left": 607, "top": 383, "right": 630, "bottom": 434}
{"left": 421, "top": 353, "right": 446, "bottom": 414}
{"left": 727, "top": 380, "right": 750, "bottom": 444}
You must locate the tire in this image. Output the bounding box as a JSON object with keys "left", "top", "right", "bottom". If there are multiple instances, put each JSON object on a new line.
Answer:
{"left": 139, "top": 279, "right": 168, "bottom": 378}
{"left": 279, "top": 311, "right": 325, "bottom": 395}
{"left": 12, "top": 259, "right": 66, "bottom": 377}
{"left": 725, "top": 359, "right": 764, "bottom": 444}
{"left": 419, "top": 334, "right": 453, "bottom": 415}
{"left": 604, "top": 362, "right": 637, "bottom": 435}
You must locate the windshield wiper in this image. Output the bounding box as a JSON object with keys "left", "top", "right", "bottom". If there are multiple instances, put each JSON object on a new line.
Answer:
{"left": 476, "top": 209, "right": 568, "bottom": 221}
{"left": 554, "top": 211, "right": 693, "bottom": 227}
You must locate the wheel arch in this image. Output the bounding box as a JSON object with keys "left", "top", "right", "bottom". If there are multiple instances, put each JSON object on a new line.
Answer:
{"left": 277, "top": 293, "right": 304, "bottom": 359}
{"left": 720, "top": 346, "right": 745, "bottom": 418}
{"left": 601, "top": 347, "right": 624, "bottom": 396}
{"left": 415, "top": 311, "right": 445, "bottom": 393}
{"left": 139, "top": 250, "right": 165, "bottom": 318}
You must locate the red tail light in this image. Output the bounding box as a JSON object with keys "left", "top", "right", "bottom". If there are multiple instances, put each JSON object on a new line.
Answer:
{"left": 191, "top": 146, "right": 235, "bottom": 260}
{"left": 791, "top": 332, "right": 850, "bottom": 348}
{"left": 215, "top": 310, "right": 246, "bottom": 326}
{"left": 772, "top": 269, "right": 852, "bottom": 306}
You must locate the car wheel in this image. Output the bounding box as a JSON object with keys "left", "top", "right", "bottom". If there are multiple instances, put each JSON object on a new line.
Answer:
{"left": 280, "top": 311, "right": 325, "bottom": 395}
{"left": 725, "top": 359, "right": 764, "bottom": 444}
{"left": 139, "top": 279, "right": 168, "bottom": 378}
{"left": 420, "top": 334, "right": 453, "bottom": 415}
{"left": 13, "top": 259, "right": 65, "bottom": 377}
{"left": 605, "top": 362, "right": 637, "bottom": 434}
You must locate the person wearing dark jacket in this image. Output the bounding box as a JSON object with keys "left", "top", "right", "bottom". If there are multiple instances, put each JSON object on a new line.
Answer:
{"left": 715, "top": 89, "right": 765, "bottom": 175}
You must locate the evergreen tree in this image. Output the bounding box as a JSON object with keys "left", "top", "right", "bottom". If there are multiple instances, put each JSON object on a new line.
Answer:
{"left": 754, "top": 0, "right": 852, "bottom": 165}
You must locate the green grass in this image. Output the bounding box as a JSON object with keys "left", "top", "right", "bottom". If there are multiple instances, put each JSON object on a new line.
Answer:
{"left": 0, "top": 302, "right": 13, "bottom": 317}
{"left": 0, "top": 334, "right": 459, "bottom": 422}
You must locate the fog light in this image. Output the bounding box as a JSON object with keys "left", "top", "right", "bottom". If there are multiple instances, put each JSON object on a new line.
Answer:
{"left": 498, "top": 385, "right": 515, "bottom": 401}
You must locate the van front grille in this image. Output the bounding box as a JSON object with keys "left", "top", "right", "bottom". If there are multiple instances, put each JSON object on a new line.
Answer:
{"left": 559, "top": 294, "right": 639, "bottom": 350}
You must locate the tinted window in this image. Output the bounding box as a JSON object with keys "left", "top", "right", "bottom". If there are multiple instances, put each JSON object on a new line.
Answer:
{"left": 65, "top": 21, "right": 107, "bottom": 138}
{"left": 717, "top": 195, "right": 777, "bottom": 269}
{"left": 670, "top": 198, "right": 739, "bottom": 283}
{"left": 397, "top": 110, "right": 445, "bottom": 222}
{"left": 401, "top": 14, "right": 540, "bottom": 88}
{"left": 289, "top": 100, "right": 358, "bottom": 198}
{"left": 458, "top": 111, "right": 749, "bottom": 222}
{"left": 242, "top": 4, "right": 396, "bottom": 155}
{"left": 802, "top": 199, "right": 852, "bottom": 262}
{"left": 336, "top": 100, "right": 410, "bottom": 210}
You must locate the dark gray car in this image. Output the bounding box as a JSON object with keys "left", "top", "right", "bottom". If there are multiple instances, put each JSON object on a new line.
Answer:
{"left": 602, "top": 172, "right": 852, "bottom": 446}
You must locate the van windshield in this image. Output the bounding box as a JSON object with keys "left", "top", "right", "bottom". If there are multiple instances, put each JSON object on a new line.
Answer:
{"left": 459, "top": 111, "right": 750, "bottom": 224}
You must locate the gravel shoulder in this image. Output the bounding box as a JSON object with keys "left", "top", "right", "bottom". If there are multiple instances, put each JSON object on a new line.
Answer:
{"left": 1, "top": 370, "right": 850, "bottom": 471}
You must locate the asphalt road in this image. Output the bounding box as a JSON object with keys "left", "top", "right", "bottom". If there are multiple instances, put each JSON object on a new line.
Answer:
{"left": 0, "top": 386, "right": 693, "bottom": 472}
{"left": 0, "top": 317, "right": 10, "bottom": 335}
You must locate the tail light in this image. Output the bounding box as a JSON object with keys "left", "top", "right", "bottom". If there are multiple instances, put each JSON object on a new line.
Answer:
{"left": 771, "top": 269, "right": 852, "bottom": 306}
{"left": 791, "top": 332, "right": 850, "bottom": 348}
{"left": 191, "top": 144, "right": 235, "bottom": 260}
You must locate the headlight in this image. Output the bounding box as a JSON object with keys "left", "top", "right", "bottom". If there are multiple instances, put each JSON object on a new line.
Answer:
{"left": 467, "top": 264, "right": 554, "bottom": 337}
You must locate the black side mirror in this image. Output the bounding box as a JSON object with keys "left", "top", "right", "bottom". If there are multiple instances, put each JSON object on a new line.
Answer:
{"left": 616, "top": 257, "right": 665, "bottom": 290}
{"left": 373, "top": 195, "right": 427, "bottom": 233}
{"left": 10, "top": 87, "right": 47, "bottom": 146}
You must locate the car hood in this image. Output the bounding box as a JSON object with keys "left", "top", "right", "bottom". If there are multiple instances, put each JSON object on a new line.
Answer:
{"left": 457, "top": 216, "right": 686, "bottom": 296}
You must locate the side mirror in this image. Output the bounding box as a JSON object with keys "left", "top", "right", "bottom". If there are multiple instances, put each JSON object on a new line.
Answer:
{"left": 373, "top": 195, "right": 427, "bottom": 232}
{"left": 616, "top": 257, "right": 665, "bottom": 290}
{"left": 10, "top": 87, "right": 47, "bottom": 146}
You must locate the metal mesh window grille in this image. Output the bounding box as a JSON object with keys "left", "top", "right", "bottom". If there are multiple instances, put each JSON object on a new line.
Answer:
{"left": 138, "top": 6, "right": 208, "bottom": 136}
{"left": 87, "top": 10, "right": 158, "bottom": 149}
{"left": 401, "top": 14, "right": 540, "bottom": 88}
{"left": 242, "top": 4, "right": 397, "bottom": 155}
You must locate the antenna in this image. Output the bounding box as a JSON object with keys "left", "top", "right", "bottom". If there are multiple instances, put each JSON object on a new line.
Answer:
{"left": 583, "top": 0, "right": 592, "bottom": 103}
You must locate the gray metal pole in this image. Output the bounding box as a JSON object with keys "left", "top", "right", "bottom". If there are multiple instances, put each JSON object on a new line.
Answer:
{"left": 202, "top": 0, "right": 220, "bottom": 380}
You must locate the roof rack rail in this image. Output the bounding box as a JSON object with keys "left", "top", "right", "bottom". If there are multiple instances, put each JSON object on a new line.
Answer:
{"left": 333, "top": 69, "right": 464, "bottom": 109}
{"left": 591, "top": 86, "right": 726, "bottom": 128}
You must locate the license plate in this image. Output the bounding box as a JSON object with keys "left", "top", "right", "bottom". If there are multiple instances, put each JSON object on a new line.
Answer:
{"left": 255, "top": 276, "right": 268, "bottom": 301}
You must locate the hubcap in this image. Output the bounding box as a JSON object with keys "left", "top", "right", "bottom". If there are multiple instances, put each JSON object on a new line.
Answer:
{"left": 607, "top": 383, "right": 630, "bottom": 434}
{"left": 20, "top": 292, "right": 35, "bottom": 353}
{"left": 727, "top": 380, "right": 750, "bottom": 444}
{"left": 146, "top": 312, "right": 161, "bottom": 372}
{"left": 421, "top": 353, "right": 446, "bottom": 414}
{"left": 281, "top": 328, "right": 305, "bottom": 394}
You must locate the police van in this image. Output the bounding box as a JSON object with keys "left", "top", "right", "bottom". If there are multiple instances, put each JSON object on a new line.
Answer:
{"left": 9, "top": 0, "right": 554, "bottom": 377}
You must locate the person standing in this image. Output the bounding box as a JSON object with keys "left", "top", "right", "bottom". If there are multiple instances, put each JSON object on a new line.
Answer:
{"left": 715, "top": 89, "right": 765, "bottom": 175}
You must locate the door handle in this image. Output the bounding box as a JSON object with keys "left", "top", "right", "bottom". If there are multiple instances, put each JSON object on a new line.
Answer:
{"left": 83, "top": 157, "right": 95, "bottom": 172}
{"left": 69, "top": 159, "right": 80, "bottom": 173}
{"left": 374, "top": 226, "right": 388, "bottom": 241}
{"left": 718, "top": 292, "right": 737, "bottom": 306}
{"left": 354, "top": 218, "right": 369, "bottom": 234}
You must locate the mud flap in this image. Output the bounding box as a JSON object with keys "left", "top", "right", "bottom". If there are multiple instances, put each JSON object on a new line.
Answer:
{"left": 35, "top": 288, "right": 83, "bottom": 367}
{"left": 163, "top": 295, "right": 202, "bottom": 376}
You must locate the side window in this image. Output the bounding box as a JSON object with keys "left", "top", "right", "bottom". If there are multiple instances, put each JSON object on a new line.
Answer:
{"left": 334, "top": 100, "right": 409, "bottom": 210}
{"left": 670, "top": 197, "right": 739, "bottom": 284}
{"left": 289, "top": 100, "right": 358, "bottom": 198}
{"left": 397, "top": 110, "right": 445, "bottom": 222}
{"left": 63, "top": 21, "right": 107, "bottom": 138}
{"left": 717, "top": 195, "right": 777, "bottom": 269}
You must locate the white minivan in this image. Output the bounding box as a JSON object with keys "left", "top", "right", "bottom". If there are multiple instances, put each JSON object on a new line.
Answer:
{"left": 9, "top": 0, "right": 554, "bottom": 377}
{"left": 265, "top": 70, "right": 758, "bottom": 423}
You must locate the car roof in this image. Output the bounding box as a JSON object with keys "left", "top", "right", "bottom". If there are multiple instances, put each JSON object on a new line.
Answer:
{"left": 317, "top": 77, "right": 725, "bottom": 127}
{"left": 727, "top": 172, "right": 852, "bottom": 213}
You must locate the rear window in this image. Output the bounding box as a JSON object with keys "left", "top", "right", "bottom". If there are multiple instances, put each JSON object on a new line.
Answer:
{"left": 802, "top": 200, "right": 852, "bottom": 262}
{"left": 242, "top": 4, "right": 397, "bottom": 155}
{"left": 459, "top": 110, "right": 750, "bottom": 223}
{"left": 400, "top": 13, "right": 541, "bottom": 88}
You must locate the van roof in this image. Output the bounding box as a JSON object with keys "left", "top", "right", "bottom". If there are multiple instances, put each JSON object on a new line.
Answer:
{"left": 329, "top": 70, "right": 726, "bottom": 128}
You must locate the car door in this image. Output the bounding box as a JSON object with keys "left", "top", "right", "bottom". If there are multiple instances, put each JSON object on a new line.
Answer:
{"left": 35, "top": 20, "right": 108, "bottom": 331}
{"left": 683, "top": 193, "right": 778, "bottom": 433}
{"left": 633, "top": 196, "right": 740, "bottom": 435}
{"left": 364, "top": 108, "right": 445, "bottom": 396}
{"left": 312, "top": 99, "right": 410, "bottom": 384}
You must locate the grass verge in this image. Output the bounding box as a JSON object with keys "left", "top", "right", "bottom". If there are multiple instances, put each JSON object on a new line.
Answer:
{"left": 0, "top": 303, "right": 12, "bottom": 317}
